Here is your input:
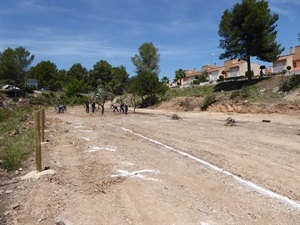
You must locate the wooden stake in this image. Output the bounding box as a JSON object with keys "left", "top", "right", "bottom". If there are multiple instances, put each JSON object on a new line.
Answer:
{"left": 40, "top": 109, "right": 45, "bottom": 142}
{"left": 34, "top": 111, "right": 42, "bottom": 172}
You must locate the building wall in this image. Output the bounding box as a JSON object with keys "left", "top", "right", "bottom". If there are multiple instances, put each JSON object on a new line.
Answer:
{"left": 292, "top": 46, "right": 300, "bottom": 69}
{"left": 273, "top": 55, "right": 293, "bottom": 73}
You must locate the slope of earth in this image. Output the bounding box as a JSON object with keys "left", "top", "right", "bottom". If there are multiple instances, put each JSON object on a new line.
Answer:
{"left": 1, "top": 105, "right": 300, "bottom": 225}
{"left": 157, "top": 76, "right": 300, "bottom": 114}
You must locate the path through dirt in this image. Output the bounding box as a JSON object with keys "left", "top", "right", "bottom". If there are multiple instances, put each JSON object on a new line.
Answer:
{"left": 1, "top": 106, "right": 300, "bottom": 225}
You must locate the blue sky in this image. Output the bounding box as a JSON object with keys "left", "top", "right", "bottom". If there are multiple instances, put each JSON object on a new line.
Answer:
{"left": 1, "top": 0, "right": 299, "bottom": 80}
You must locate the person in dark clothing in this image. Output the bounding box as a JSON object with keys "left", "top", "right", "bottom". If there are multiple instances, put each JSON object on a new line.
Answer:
{"left": 112, "top": 104, "right": 119, "bottom": 113}
{"left": 91, "top": 101, "right": 96, "bottom": 113}
{"left": 124, "top": 102, "right": 128, "bottom": 114}
{"left": 120, "top": 103, "right": 125, "bottom": 113}
{"left": 85, "top": 100, "right": 89, "bottom": 113}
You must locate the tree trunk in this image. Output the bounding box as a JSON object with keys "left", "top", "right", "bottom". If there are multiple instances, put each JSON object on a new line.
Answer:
{"left": 100, "top": 104, "right": 105, "bottom": 114}
{"left": 247, "top": 55, "right": 252, "bottom": 81}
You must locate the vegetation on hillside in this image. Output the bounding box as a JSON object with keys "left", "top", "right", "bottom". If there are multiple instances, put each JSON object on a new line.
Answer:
{"left": 0, "top": 105, "right": 36, "bottom": 171}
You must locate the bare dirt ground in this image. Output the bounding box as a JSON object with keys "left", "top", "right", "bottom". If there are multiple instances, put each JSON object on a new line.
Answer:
{"left": 1, "top": 104, "right": 300, "bottom": 225}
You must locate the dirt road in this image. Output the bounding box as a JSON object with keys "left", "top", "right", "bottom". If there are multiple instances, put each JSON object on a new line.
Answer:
{"left": 1, "top": 106, "right": 300, "bottom": 225}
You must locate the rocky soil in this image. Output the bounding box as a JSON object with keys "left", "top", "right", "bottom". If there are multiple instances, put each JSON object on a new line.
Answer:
{"left": 0, "top": 103, "right": 299, "bottom": 225}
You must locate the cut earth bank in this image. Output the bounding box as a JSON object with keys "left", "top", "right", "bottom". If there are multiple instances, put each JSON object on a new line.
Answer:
{"left": 0, "top": 102, "right": 300, "bottom": 225}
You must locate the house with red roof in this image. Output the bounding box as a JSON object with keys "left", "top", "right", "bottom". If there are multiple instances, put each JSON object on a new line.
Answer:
{"left": 178, "top": 45, "right": 300, "bottom": 88}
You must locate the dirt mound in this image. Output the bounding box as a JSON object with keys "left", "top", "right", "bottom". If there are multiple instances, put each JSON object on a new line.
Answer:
{"left": 207, "top": 102, "right": 300, "bottom": 114}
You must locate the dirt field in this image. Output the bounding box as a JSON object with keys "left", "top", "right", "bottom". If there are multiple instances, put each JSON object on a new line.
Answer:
{"left": 1, "top": 105, "right": 300, "bottom": 225}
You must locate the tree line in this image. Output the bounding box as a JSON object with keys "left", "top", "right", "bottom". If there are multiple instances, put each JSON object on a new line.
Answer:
{"left": 0, "top": 42, "right": 168, "bottom": 112}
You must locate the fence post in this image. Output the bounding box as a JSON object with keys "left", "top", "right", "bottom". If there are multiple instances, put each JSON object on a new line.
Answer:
{"left": 40, "top": 108, "right": 45, "bottom": 143}
{"left": 34, "top": 111, "right": 42, "bottom": 172}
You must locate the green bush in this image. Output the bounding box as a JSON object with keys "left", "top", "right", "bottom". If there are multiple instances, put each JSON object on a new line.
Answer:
{"left": 1, "top": 143, "right": 24, "bottom": 170}
{"left": 245, "top": 70, "right": 254, "bottom": 78}
{"left": 218, "top": 75, "right": 225, "bottom": 81}
{"left": 240, "top": 85, "right": 259, "bottom": 99}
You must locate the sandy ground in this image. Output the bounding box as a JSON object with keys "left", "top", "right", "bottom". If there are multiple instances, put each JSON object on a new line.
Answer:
{"left": 1, "top": 105, "right": 300, "bottom": 225}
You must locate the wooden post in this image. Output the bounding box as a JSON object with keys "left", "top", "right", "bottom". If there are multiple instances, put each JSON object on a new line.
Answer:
{"left": 34, "top": 111, "right": 42, "bottom": 172}
{"left": 40, "top": 108, "right": 45, "bottom": 142}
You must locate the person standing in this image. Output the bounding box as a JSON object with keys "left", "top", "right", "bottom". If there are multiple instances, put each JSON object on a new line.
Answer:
{"left": 124, "top": 102, "right": 128, "bottom": 114}
{"left": 91, "top": 101, "right": 96, "bottom": 113}
{"left": 85, "top": 100, "right": 90, "bottom": 113}
{"left": 120, "top": 103, "right": 124, "bottom": 113}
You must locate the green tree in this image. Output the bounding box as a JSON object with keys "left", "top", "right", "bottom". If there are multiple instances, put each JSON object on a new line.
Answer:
{"left": 298, "top": 33, "right": 300, "bottom": 42}
{"left": 27, "top": 60, "right": 58, "bottom": 90}
{"left": 65, "top": 78, "right": 86, "bottom": 98}
{"left": 218, "top": 0, "right": 284, "bottom": 80}
{"left": 90, "top": 60, "right": 112, "bottom": 90}
{"left": 130, "top": 42, "right": 165, "bottom": 106}
{"left": 174, "top": 69, "right": 186, "bottom": 85}
{"left": 90, "top": 60, "right": 114, "bottom": 114}
{"left": 109, "top": 65, "right": 129, "bottom": 95}
{"left": 0, "top": 46, "right": 34, "bottom": 90}
{"left": 68, "top": 63, "right": 88, "bottom": 82}
{"left": 128, "top": 71, "right": 167, "bottom": 107}
{"left": 161, "top": 76, "right": 170, "bottom": 84}
{"left": 131, "top": 42, "right": 160, "bottom": 75}
{"left": 51, "top": 69, "right": 68, "bottom": 91}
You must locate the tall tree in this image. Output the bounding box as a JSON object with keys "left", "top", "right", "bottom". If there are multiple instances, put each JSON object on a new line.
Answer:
{"left": 65, "top": 78, "right": 86, "bottom": 98}
{"left": 68, "top": 63, "right": 88, "bottom": 82}
{"left": 109, "top": 65, "right": 129, "bottom": 95}
{"left": 0, "top": 46, "right": 34, "bottom": 90}
{"left": 131, "top": 42, "right": 160, "bottom": 75}
{"left": 130, "top": 42, "right": 166, "bottom": 106}
{"left": 52, "top": 69, "right": 68, "bottom": 91}
{"left": 27, "top": 60, "right": 58, "bottom": 90}
{"left": 90, "top": 60, "right": 113, "bottom": 114}
{"left": 218, "top": 0, "right": 284, "bottom": 80}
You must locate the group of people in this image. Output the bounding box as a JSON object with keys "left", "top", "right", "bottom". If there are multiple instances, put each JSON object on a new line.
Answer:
{"left": 85, "top": 101, "right": 129, "bottom": 114}
{"left": 85, "top": 100, "right": 96, "bottom": 113}
{"left": 112, "top": 102, "right": 128, "bottom": 114}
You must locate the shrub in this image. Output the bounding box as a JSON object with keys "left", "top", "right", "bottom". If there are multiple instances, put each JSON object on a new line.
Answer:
{"left": 240, "top": 85, "right": 259, "bottom": 99}
{"left": 245, "top": 70, "right": 254, "bottom": 78}
{"left": 1, "top": 143, "right": 24, "bottom": 170}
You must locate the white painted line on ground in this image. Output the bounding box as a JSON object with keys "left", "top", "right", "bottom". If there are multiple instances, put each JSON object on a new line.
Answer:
{"left": 120, "top": 162, "right": 135, "bottom": 166}
{"left": 79, "top": 130, "right": 93, "bottom": 133}
{"left": 111, "top": 169, "right": 160, "bottom": 181}
{"left": 107, "top": 124, "right": 300, "bottom": 209}
{"left": 87, "top": 146, "right": 116, "bottom": 152}
{"left": 81, "top": 137, "right": 91, "bottom": 141}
